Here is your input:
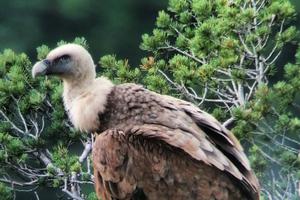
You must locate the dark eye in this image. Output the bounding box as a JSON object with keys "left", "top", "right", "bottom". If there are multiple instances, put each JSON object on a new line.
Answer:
{"left": 59, "top": 54, "right": 71, "bottom": 62}
{"left": 55, "top": 54, "right": 71, "bottom": 64}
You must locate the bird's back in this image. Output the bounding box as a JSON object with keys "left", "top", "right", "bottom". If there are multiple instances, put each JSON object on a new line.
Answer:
{"left": 93, "top": 83, "right": 259, "bottom": 200}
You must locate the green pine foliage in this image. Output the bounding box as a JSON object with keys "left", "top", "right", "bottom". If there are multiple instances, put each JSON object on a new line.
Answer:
{"left": 0, "top": 38, "right": 96, "bottom": 199}
{"left": 0, "top": 182, "right": 12, "bottom": 200}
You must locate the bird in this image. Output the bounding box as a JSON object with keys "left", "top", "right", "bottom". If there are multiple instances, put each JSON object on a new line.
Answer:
{"left": 32, "top": 44, "right": 260, "bottom": 200}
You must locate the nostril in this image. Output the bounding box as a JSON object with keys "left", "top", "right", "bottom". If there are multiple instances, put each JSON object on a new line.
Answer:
{"left": 43, "top": 59, "right": 51, "bottom": 66}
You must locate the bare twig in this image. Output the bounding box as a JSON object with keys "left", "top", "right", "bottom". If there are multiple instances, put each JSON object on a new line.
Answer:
{"left": 79, "top": 140, "right": 92, "bottom": 163}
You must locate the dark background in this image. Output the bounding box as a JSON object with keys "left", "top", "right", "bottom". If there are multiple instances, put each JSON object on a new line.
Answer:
{"left": 0, "top": 0, "right": 167, "bottom": 66}
{"left": 0, "top": 0, "right": 299, "bottom": 66}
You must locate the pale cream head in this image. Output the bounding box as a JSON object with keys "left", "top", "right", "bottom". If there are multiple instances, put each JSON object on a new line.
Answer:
{"left": 32, "top": 44, "right": 96, "bottom": 82}
{"left": 32, "top": 44, "right": 114, "bottom": 132}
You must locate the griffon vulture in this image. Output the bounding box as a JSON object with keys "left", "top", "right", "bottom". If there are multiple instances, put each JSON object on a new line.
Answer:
{"left": 32, "top": 44, "right": 260, "bottom": 200}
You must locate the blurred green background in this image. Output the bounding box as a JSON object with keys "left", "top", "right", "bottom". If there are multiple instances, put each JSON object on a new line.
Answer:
{"left": 0, "top": 0, "right": 167, "bottom": 66}
{"left": 0, "top": 0, "right": 299, "bottom": 66}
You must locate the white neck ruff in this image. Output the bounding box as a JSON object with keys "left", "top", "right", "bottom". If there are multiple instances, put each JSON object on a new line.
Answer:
{"left": 63, "top": 76, "right": 114, "bottom": 132}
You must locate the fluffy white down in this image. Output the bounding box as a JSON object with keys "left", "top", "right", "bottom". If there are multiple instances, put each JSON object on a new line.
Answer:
{"left": 65, "top": 77, "right": 114, "bottom": 132}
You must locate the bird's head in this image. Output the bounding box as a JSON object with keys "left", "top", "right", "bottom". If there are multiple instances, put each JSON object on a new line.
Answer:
{"left": 32, "top": 44, "right": 96, "bottom": 82}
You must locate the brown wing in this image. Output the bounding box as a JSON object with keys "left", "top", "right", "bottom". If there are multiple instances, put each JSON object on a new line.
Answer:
{"left": 93, "top": 129, "right": 252, "bottom": 200}
{"left": 93, "top": 84, "right": 259, "bottom": 200}
{"left": 150, "top": 93, "right": 260, "bottom": 199}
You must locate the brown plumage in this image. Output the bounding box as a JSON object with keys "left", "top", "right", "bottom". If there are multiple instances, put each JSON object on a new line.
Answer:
{"left": 32, "top": 44, "right": 260, "bottom": 200}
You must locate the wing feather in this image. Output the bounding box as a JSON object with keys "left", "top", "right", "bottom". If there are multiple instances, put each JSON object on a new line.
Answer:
{"left": 130, "top": 124, "right": 243, "bottom": 180}
{"left": 156, "top": 94, "right": 260, "bottom": 195}
{"left": 93, "top": 129, "right": 253, "bottom": 200}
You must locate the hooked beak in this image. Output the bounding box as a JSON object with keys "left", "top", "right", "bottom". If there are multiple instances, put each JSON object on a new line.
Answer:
{"left": 32, "top": 59, "right": 51, "bottom": 78}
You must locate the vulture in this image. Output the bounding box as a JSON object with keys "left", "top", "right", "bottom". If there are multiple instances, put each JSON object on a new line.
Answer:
{"left": 32, "top": 44, "right": 260, "bottom": 200}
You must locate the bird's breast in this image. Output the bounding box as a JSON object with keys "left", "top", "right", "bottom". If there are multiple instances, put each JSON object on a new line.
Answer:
{"left": 68, "top": 93, "right": 102, "bottom": 132}
{"left": 63, "top": 77, "right": 114, "bottom": 132}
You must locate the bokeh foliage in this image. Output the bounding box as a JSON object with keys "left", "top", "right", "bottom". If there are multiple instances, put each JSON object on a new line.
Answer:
{"left": 0, "top": 0, "right": 167, "bottom": 66}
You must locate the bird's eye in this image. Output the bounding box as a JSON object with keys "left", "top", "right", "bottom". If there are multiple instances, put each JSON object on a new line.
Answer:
{"left": 54, "top": 54, "right": 71, "bottom": 64}
{"left": 59, "top": 55, "right": 71, "bottom": 62}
